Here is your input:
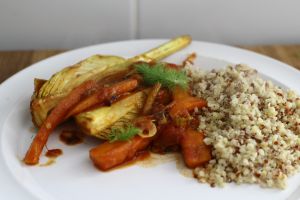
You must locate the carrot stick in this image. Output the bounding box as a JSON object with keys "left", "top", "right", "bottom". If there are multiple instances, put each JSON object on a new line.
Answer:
{"left": 65, "top": 78, "right": 138, "bottom": 118}
{"left": 24, "top": 80, "right": 97, "bottom": 165}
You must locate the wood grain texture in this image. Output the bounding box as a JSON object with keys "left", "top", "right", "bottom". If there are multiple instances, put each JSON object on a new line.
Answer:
{"left": 0, "top": 46, "right": 300, "bottom": 83}
{"left": 0, "top": 50, "right": 64, "bottom": 83}
{"left": 241, "top": 45, "right": 300, "bottom": 70}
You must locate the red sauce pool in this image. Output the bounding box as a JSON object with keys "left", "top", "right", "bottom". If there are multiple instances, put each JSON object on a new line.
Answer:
{"left": 45, "top": 149, "right": 63, "bottom": 158}
{"left": 40, "top": 149, "right": 62, "bottom": 167}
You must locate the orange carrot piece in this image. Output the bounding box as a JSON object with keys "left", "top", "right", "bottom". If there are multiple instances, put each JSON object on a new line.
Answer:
{"left": 66, "top": 79, "right": 138, "bottom": 118}
{"left": 89, "top": 136, "right": 151, "bottom": 171}
{"left": 24, "top": 80, "right": 97, "bottom": 165}
{"left": 152, "top": 123, "right": 184, "bottom": 152}
{"left": 180, "top": 129, "right": 211, "bottom": 168}
{"left": 169, "top": 86, "right": 207, "bottom": 118}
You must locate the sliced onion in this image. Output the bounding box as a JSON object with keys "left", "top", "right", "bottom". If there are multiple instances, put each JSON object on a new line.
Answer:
{"left": 134, "top": 117, "right": 157, "bottom": 138}
{"left": 137, "top": 121, "right": 157, "bottom": 138}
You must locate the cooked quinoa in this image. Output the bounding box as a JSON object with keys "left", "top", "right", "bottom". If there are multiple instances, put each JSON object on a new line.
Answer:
{"left": 185, "top": 64, "right": 300, "bottom": 189}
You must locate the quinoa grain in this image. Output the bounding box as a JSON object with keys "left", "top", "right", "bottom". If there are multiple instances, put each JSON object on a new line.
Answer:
{"left": 186, "top": 64, "right": 300, "bottom": 189}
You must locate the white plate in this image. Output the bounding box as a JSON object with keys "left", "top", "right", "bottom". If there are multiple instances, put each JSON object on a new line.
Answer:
{"left": 1, "top": 40, "right": 300, "bottom": 200}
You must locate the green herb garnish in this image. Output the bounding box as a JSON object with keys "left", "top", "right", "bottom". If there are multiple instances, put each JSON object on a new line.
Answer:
{"left": 135, "top": 62, "right": 188, "bottom": 89}
{"left": 108, "top": 124, "right": 141, "bottom": 142}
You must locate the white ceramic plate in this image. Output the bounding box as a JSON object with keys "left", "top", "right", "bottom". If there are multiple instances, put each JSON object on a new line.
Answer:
{"left": 1, "top": 40, "right": 300, "bottom": 200}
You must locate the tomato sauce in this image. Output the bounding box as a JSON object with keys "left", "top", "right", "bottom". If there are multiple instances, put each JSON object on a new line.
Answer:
{"left": 105, "top": 151, "right": 151, "bottom": 171}
{"left": 45, "top": 149, "right": 63, "bottom": 158}
{"left": 59, "top": 130, "right": 84, "bottom": 145}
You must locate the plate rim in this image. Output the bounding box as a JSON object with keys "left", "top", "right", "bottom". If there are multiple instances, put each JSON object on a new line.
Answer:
{"left": 0, "top": 39, "right": 300, "bottom": 200}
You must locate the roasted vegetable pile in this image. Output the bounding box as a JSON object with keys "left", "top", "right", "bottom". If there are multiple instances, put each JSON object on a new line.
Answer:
{"left": 24, "top": 35, "right": 212, "bottom": 171}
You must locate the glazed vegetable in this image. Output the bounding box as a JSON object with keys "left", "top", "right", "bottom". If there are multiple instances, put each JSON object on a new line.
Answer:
{"left": 75, "top": 90, "right": 147, "bottom": 139}
{"left": 134, "top": 117, "right": 157, "bottom": 138}
{"left": 142, "top": 83, "right": 162, "bottom": 115}
{"left": 180, "top": 129, "right": 211, "bottom": 168}
{"left": 108, "top": 125, "right": 141, "bottom": 142}
{"left": 66, "top": 78, "right": 139, "bottom": 118}
{"left": 182, "top": 52, "right": 197, "bottom": 66}
{"left": 128, "top": 35, "right": 191, "bottom": 63}
{"left": 135, "top": 63, "right": 188, "bottom": 89}
{"left": 152, "top": 123, "right": 184, "bottom": 153}
{"left": 31, "top": 36, "right": 191, "bottom": 127}
{"left": 31, "top": 55, "right": 128, "bottom": 127}
{"left": 169, "top": 86, "right": 207, "bottom": 119}
{"left": 90, "top": 136, "right": 152, "bottom": 171}
{"left": 24, "top": 80, "right": 97, "bottom": 165}
{"left": 25, "top": 36, "right": 211, "bottom": 171}
{"left": 38, "top": 55, "right": 127, "bottom": 98}
{"left": 33, "top": 78, "right": 47, "bottom": 92}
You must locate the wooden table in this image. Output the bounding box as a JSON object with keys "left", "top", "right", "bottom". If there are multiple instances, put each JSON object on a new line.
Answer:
{"left": 1, "top": 45, "right": 300, "bottom": 83}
